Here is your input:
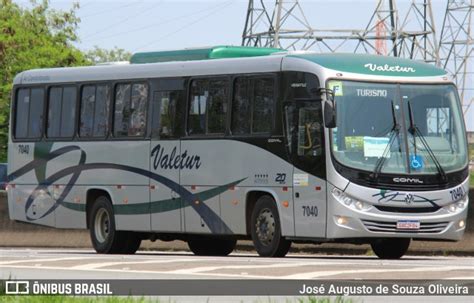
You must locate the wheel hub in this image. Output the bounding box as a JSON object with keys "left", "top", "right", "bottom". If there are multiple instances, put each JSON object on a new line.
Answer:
{"left": 94, "top": 208, "right": 110, "bottom": 243}
{"left": 255, "top": 208, "right": 275, "bottom": 246}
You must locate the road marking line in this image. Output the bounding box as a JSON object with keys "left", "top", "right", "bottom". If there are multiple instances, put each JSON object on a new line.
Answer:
{"left": 70, "top": 258, "right": 205, "bottom": 270}
{"left": 0, "top": 264, "right": 267, "bottom": 279}
{"left": 0, "top": 257, "right": 106, "bottom": 265}
{"left": 444, "top": 276, "right": 474, "bottom": 280}
{"left": 168, "top": 262, "right": 335, "bottom": 274}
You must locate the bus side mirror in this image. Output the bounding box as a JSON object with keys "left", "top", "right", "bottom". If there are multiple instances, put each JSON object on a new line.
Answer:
{"left": 324, "top": 101, "right": 336, "bottom": 128}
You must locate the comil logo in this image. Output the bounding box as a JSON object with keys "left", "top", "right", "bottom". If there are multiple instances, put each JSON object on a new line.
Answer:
{"left": 6, "top": 281, "right": 29, "bottom": 295}
{"left": 393, "top": 177, "right": 424, "bottom": 184}
{"left": 364, "top": 63, "right": 416, "bottom": 73}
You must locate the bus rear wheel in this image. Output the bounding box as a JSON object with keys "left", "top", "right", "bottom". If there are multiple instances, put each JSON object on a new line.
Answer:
{"left": 187, "top": 236, "right": 236, "bottom": 256}
{"left": 89, "top": 195, "right": 141, "bottom": 254}
{"left": 250, "top": 195, "right": 291, "bottom": 257}
{"left": 370, "top": 238, "right": 411, "bottom": 259}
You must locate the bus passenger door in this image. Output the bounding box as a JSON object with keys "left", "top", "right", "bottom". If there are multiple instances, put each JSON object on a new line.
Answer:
{"left": 150, "top": 89, "right": 184, "bottom": 232}
{"left": 286, "top": 102, "right": 327, "bottom": 238}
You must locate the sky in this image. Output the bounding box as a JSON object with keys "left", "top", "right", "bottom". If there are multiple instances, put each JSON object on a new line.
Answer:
{"left": 15, "top": 0, "right": 473, "bottom": 130}
{"left": 15, "top": 0, "right": 451, "bottom": 53}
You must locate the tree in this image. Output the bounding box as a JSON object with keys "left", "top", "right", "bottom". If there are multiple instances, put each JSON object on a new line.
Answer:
{"left": 0, "top": 0, "right": 89, "bottom": 161}
{"left": 85, "top": 46, "right": 131, "bottom": 64}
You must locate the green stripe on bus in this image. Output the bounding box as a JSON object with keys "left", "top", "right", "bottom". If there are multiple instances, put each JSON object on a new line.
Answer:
{"left": 60, "top": 178, "right": 246, "bottom": 215}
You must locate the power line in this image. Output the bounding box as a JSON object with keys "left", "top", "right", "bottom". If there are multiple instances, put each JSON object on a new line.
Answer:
{"left": 83, "top": 0, "right": 164, "bottom": 40}
{"left": 84, "top": 1, "right": 236, "bottom": 43}
{"left": 78, "top": 1, "right": 95, "bottom": 10}
{"left": 79, "top": 1, "right": 143, "bottom": 19}
{"left": 132, "top": 1, "right": 235, "bottom": 52}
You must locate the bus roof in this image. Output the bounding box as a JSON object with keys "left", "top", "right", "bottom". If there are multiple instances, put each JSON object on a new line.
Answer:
{"left": 13, "top": 51, "right": 449, "bottom": 85}
{"left": 288, "top": 53, "right": 447, "bottom": 78}
{"left": 130, "top": 46, "right": 283, "bottom": 64}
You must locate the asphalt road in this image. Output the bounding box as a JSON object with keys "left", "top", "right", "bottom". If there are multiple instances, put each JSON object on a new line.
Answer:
{"left": 1, "top": 248, "right": 473, "bottom": 280}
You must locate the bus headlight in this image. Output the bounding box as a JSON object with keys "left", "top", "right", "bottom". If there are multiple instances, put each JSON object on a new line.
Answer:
{"left": 354, "top": 201, "right": 369, "bottom": 211}
{"left": 343, "top": 196, "right": 353, "bottom": 206}
{"left": 443, "top": 195, "right": 468, "bottom": 213}
{"left": 331, "top": 188, "right": 372, "bottom": 211}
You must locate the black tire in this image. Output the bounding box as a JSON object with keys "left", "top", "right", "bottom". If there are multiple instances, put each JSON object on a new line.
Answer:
{"left": 88, "top": 195, "right": 141, "bottom": 254}
{"left": 120, "top": 232, "right": 142, "bottom": 254}
{"left": 250, "top": 195, "right": 291, "bottom": 257}
{"left": 187, "top": 236, "right": 237, "bottom": 256}
{"left": 370, "top": 238, "right": 411, "bottom": 259}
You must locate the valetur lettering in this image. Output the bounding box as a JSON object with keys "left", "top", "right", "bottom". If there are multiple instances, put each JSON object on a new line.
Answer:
{"left": 151, "top": 144, "right": 202, "bottom": 170}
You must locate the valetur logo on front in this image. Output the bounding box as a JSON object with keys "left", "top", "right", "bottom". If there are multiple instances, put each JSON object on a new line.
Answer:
{"left": 364, "top": 63, "right": 416, "bottom": 73}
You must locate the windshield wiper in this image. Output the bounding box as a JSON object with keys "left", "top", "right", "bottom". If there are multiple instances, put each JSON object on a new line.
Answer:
{"left": 407, "top": 100, "right": 447, "bottom": 182}
{"left": 371, "top": 100, "right": 400, "bottom": 181}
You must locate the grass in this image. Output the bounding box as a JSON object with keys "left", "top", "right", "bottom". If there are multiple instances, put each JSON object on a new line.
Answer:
{"left": 470, "top": 171, "right": 474, "bottom": 188}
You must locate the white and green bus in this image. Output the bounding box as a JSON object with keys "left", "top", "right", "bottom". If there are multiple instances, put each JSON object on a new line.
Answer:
{"left": 7, "top": 46, "right": 470, "bottom": 259}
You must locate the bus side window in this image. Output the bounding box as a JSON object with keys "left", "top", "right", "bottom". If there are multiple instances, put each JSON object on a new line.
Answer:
{"left": 130, "top": 83, "right": 148, "bottom": 136}
{"left": 15, "top": 87, "right": 45, "bottom": 140}
{"left": 252, "top": 77, "right": 274, "bottom": 133}
{"left": 152, "top": 91, "right": 181, "bottom": 139}
{"left": 114, "top": 84, "right": 131, "bottom": 137}
{"left": 47, "top": 87, "right": 62, "bottom": 138}
{"left": 114, "top": 83, "right": 148, "bottom": 137}
{"left": 207, "top": 79, "right": 228, "bottom": 134}
{"left": 231, "top": 75, "right": 275, "bottom": 135}
{"left": 80, "top": 84, "right": 111, "bottom": 138}
{"left": 231, "top": 78, "right": 251, "bottom": 135}
{"left": 80, "top": 86, "right": 96, "bottom": 137}
{"left": 189, "top": 80, "right": 206, "bottom": 135}
{"left": 15, "top": 88, "right": 31, "bottom": 139}
{"left": 93, "top": 85, "right": 110, "bottom": 137}
{"left": 188, "top": 78, "right": 228, "bottom": 135}
{"left": 29, "top": 88, "right": 45, "bottom": 139}
{"left": 61, "top": 87, "right": 77, "bottom": 138}
{"left": 47, "top": 86, "right": 77, "bottom": 139}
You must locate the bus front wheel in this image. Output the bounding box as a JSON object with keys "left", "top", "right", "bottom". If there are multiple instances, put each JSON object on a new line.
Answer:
{"left": 250, "top": 195, "right": 291, "bottom": 257}
{"left": 89, "top": 195, "right": 141, "bottom": 254}
{"left": 370, "top": 238, "right": 411, "bottom": 259}
{"left": 187, "top": 236, "right": 236, "bottom": 256}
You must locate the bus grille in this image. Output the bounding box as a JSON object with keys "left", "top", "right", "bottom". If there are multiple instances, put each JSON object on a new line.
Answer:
{"left": 361, "top": 219, "right": 449, "bottom": 233}
{"left": 374, "top": 205, "right": 440, "bottom": 213}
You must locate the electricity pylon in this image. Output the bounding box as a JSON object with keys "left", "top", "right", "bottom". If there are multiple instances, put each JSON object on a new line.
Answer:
{"left": 439, "top": 0, "right": 474, "bottom": 115}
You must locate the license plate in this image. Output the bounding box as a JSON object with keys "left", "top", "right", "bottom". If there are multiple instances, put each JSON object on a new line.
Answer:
{"left": 397, "top": 220, "right": 420, "bottom": 230}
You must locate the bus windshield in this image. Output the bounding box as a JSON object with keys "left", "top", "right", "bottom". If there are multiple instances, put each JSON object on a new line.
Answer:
{"left": 329, "top": 81, "right": 468, "bottom": 176}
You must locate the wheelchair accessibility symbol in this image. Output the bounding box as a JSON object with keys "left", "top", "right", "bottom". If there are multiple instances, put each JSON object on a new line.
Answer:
{"left": 410, "top": 155, "right": 423, "bottom": 170}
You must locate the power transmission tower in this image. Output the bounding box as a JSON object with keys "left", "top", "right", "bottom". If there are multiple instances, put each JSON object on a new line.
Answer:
{"left": 375, "top": 1, "right": 390, "bottom": 56}
{"left": 242, "top": 0, "right": 437, "bottom": 59}
{"left": 439, "top": 0, "right": 474, "bottom": 116}
{"left": 242, "top": 0, "right": 314, "bottom": 50}
{"left": 396, "top": 0, "right": 439, "bottom": 64}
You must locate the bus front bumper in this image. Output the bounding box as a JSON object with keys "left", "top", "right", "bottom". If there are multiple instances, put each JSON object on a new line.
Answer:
{"left": 326, "top": 190, "right": 468, "bottom": 241}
